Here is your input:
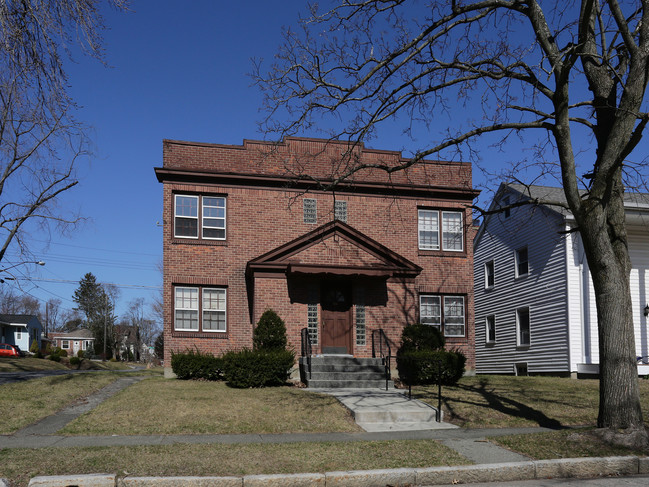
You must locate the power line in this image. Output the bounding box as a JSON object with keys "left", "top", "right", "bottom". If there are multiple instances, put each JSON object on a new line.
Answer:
{"left": 28, "top": 278, "right": 161, "bottom": 290}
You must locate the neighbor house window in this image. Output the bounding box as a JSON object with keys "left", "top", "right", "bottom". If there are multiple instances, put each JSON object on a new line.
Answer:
{"left": 486, "top": 315, "right": 496, "bottom": 343}
{"left": 334, "top": 200, "right": 348, "bottom": 223}
{"left": 174, "top": 286, "right": 227, "bottom": 333}
{"left": 485, "top": 260, "right": 495, "bottom": 288}
{"left": 304, "top": 198, "right": 317, "bottom": 224}
{"left": 174, "top": 194, "right": 226, "bottom": 240}
{"left": 62, "top": 340, "right": 69, "bottom": 349}
{"left": 515, "top": 246, "right": 529, "bottom": 277}
{"left": 516, "top": 307, "right": 530, "bottom": 347}
{"left": 16, "top": 330, "right": 21, "bottom": 340}
{"left": 420, "top": 295, "right": 466, "bottom": 337}
{"left": 418, "top": 209, "right": 464, "bottom": 251}
{"left": 503, "top": 196, "right": 511, "bottom": 218}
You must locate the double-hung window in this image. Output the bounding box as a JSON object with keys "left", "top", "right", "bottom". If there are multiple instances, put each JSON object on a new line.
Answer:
{"left": 419, "top": 295, "right": 466, "bottom": 337}
{"left": 174, "top": 286, "right": 227, "bottom": 333}
{"left": 418, "top": 209, "right": 464, "bottom": 251}
{"left": 174, "top": 194, "right": 226, "bottom": 240}
{"left": 486, "top": 315, "right": 496, "bottom": 343}
{"left": 515, "top": 246, "right": 529, "bottom": 277}
{"left": 516, "top": 307, "right": 530, "bottom": 347}
{"left": 485, "top": 260, "right": 495, "bottom": 288}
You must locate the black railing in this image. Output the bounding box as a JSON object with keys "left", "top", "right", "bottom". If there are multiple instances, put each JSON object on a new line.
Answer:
{"left": 300, "top": 327, "right": 312, "bottom": 380}
{"left": 371, "top": 328, "right": 391, "bottom": 391}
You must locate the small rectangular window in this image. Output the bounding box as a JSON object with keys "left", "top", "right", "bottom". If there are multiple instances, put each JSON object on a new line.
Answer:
{"left": 334, "top": 200, "right": 348, "bottom": 223}
{"left": 418, "top": 210, "right": 439, "bottom": 250}
{"left": 515, "top": 247, "right": 529, "bottom": 277}
{"left": 307, "top": 284, "right": 319, "bottom": 345}
{"left": 62, "top": 340, "right": 69, "bottom": 349}
{"left": 442, "top": 211, "right": 463, "bottom": 251}
{"left": 444, "top": 296, "right": 465, "bottom": 337}
{"left": 517, "top": 307, "right": 530, "bottom": 347}
{"left": 486, "top": 315, "right": 496, "bottom": 343}
{"left": 202, "top": 197, "right": 226, "bottom": 240}
{"left": 174, "top": 195, "right": 199, "bottom": 238}
{"left": 356, "top": 288, "right": 366, "bottom": 346}
{"left": 485, "top": 260, "right": 495, "bottom": 288}
{"left": 174, "top": 194, "right": 226, "bottom": 240}
{"left": 304, "top": 198, "right": 317, "bottom": 224}
{"left": 174, "top": 287, "right": 199, "bottom": 331}
{"left": 202, "top": 288, "right": 226, "bottom": 331}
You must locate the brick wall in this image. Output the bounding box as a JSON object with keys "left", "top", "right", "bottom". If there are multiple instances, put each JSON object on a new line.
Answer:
{"left": 161, "top": 137, "right": 476, "bottom": 372}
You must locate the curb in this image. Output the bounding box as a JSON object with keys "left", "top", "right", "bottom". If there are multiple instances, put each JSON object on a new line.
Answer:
{"left": 26, "top": 455, "right": 649, "bottom": 486}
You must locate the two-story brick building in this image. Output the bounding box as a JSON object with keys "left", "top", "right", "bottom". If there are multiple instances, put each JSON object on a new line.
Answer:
{"left": 155, "top": 137, "right": 478, "bottom": 378}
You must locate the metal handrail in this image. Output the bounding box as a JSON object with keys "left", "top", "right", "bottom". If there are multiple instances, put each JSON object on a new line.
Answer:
{"left": 300, "top": 328, "right": 312, "bottom": 380}
{"left": 372, "top": 328, "right": 391, "bottom": 391}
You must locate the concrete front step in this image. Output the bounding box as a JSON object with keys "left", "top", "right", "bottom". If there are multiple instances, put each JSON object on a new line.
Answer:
{"left": 309, "top": 372, "right": 386, "bottom": 381}
{"left": 306, "top": 379, "right": 392, "bottom": 389}
{"left": 299, "top": 355, "right": 391, "bottom": 389}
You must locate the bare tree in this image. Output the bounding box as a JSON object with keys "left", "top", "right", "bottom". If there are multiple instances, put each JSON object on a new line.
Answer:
{"left": 44, "top": 298, "right": 62, "bottom": 336}
{"left": 255, "top": 1, "right": 649, "bottom": 446}
{"left": 0, "top": 0, "right": 127, "bottom": 268}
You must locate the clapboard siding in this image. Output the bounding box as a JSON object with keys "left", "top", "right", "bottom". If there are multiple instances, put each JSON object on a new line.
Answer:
{"left": 474, "top": 195, "right": 570, "bottom": 374}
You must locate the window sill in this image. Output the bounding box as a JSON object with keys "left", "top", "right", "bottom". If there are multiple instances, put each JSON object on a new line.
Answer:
{"left": 516, "top": 345, "right": 530, "bottom": 350}
{"left": 172, "top": 331, "right": 229, "bottom": 339}
{"left": 171, "top": 238, "right": 228, "bottom": 246}
{"left": 418, "top": 250, "right": 467, "bottom": 258}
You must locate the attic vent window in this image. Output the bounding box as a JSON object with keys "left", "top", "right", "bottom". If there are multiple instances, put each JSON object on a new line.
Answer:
{"left": 334, "top": 200, "right": 347, "bottom": 222}
{"left": 303, "top": 198, "right": 317, "bottom": 224}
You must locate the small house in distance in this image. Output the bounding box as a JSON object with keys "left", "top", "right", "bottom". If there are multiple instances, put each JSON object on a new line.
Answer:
{"left": 0, "top": 314, "right": 42, "bottom": 352}
{"left": 156, "top": 137, "right": 479, "bottom": 379}
{"left": 49, "top": 329, "right": 95, "bottom": 357}
{"left": 474, "top": 183, "right": 649, "bottom": 376}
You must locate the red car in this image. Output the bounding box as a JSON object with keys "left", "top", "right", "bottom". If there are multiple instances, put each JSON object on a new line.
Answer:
{"left": 0, "top": 343, "right": 20, "bottom": 357}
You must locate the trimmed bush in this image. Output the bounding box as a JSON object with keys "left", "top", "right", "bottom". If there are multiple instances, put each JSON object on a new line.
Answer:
{"left": 49, "top": 354, "right": 61, "bottom": 362}
{"left": 69, "top": 356, "right": 81, "bottom": 367}
{"left": 396, "top": 349, "right": 466, "bottom": 386}
{"left": 222, "top": 348, "right": 295, "bottom": 388}
{"left": 171, "top": 349, "right": 223, "bottom": 381}
{"left": 253, "top": 309, "right": 287, "bottom": 351}
{"left": 58, "top": 349, "right": 68, "bottom": 357}
{"left": 399, "top": 323, "right": 445, "bottom": 352}
{"left": 30, "top": 339, "right": 39, "bottom": 354}
{"left": 77, "top": 350, "right": 84, "bottom": 358}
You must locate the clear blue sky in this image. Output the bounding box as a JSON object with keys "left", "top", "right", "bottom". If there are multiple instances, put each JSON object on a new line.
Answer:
{"left": 7, "top": 1, "right": 646, "bottom": 322}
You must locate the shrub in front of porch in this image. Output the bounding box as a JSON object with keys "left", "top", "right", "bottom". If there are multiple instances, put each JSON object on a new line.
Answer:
{"left": 171, "top": 349, "right": 224, "bottom": 380}
{"left": 222, "top": 348, "right": 295, "bottom": 388}
{"left": 253, "top": 309, "right": 288, "bottom": 351}
{"left": 396, "top": 323, "right": 466, "bottom": 386}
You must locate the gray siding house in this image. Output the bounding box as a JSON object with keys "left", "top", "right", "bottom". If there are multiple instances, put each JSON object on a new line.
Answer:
{"left": 0, "top": 314, "right": 42, "bottom": 352}
{"left": 474, "top": 184, "right": 649, "bottom": 376}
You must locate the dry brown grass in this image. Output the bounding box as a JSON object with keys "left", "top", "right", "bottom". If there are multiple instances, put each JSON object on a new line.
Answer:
{"left": 61, "top": 377, "right": 361, "bottom": 435}
{"left": 411, "top": 375, "right": 649, "bottom": 428}
{"left": 0, "top": 357, "right": 68, "bottom": 371}
{"left": 0, "top": 373, "right": 128, "bottom": 434}
{"left": 0, "top": 440, "right": 471, "bottom": 487}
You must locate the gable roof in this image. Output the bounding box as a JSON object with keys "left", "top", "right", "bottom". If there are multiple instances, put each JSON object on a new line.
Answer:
{"left": 247, "top": 220, "right": 422, "bottom": 278}
{"left": 50, "top": 328, "right": 95, "bottom": 340}
{"left": 0, "top": 314, "right": 40, "bottom": 327}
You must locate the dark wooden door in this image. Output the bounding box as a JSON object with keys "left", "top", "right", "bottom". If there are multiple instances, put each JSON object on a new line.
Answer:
{"left": 321, "top": 281, "right": 352, "bottom": 354}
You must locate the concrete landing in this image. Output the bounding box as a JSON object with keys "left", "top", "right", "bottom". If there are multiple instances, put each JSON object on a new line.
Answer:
{"left": 317, "top": 388, "right": 459, "bottom": 432}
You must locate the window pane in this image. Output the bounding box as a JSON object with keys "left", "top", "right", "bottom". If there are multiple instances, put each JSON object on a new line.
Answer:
{"left": 175, "top": 287, "right": 199, "bottom": 330}
{"left": 420, "top": 295, "right": 441, "bottom": 327}
{"left": 418, "top": 210, "right": 439, "bottom": 250}
{"left": 516, "top": 247, "right": 529, "bottom": 276}
{"left": 175, "top": 195, "right": 198, "bottom": 217}
{"left": 517, "top": 308, "right": 530, "bottom": 346}
{"left": 175, "top": 217, "right": 198, "bottom": 237}
{"left": 444, "top": 296, "right": 465, "bottom": 336}
{"left": 175, "top": 310, "right": 199, "bottom": 330}
{"left": 203, "top": 288, "right": 226, "bottom": 332}
{"left": 335, "top": 200, "right": 348, "bottom": 223}
{"left": 203, "top": 311, "right": 226, "bottom": 331}
{"left": 442, "top": 212, "right": 463, "bottom": 251}
{"left": 203, "top": 288, "right": 226, "bottom": 311}
{"left": 486, "top": 315, "right": 496, "bottom": 343}
{"left": 485, "top": 261, "right": 495, "bottom": 288}
{"left": 175, "top": 195, "right": 199, "bottom": 238}
{"left": 203, "top": 197, "right": 226, "bottom": 240}
{"left": 304, "top": 198, "right": 317, "bottom": 224}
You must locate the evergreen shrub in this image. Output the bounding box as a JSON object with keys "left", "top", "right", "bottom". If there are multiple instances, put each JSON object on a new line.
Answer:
{"left": 171, "top": 349, "right": 223, "bottom": 381}
{"left": 30, "top": 339, "right": 39, "bottom": 354}
{"left": 253, "top": 309, "right": 287, "bottom": 351}
{"left": 77, "top": 350, "right": 84, "bottom": 358}
{"left": 222, "top": 348, "right": 295, "bottom": 388}
{"left": 49, "top": 354, "right": 61, "bottom": 362}
{"left": 69, "top": 356, "right": 81, "bottom": 367}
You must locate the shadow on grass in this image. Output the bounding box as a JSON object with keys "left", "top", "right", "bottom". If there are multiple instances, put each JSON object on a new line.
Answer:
{"left": 416, "top": 377, "right": 565, "bottom": 429}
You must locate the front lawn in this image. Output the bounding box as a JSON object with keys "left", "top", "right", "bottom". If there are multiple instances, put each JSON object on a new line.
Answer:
{"left": 61, "top": 377, "right": 361, "bottom": 435}
{"left": 0, "top": 440, "right": 471, "bottom": 487}
{"left": 0, "top": 357, "right": 68, "bottom": 372}
{"left": 410, "top": 375, "right": 649, "bottom": 428}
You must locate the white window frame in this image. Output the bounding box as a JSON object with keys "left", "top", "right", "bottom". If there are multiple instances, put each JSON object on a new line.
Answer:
{"left": 174, "top": 286, "right": 227, "bottom": 333}
{"left": 202, "top": 288, "right": 227, "bottom": 332}
{"left": 418, "top": 209, "right": 440, "bottom": 250}
{"left": 420, "top": 294, "right": 466, "bottom": 337}
{"left": 515, "top": 246, "right": 529, "bottom": 277}
{"left": 174, "top": 194, "right": 227, "bottom": 240}
{"left": 485, "top": 315, "right": 496, "bottom": 344}
{"left": 441, "top": 211, "right": 464, "bottom": 251}
{"left": 62, "top": 340, "right": 70, "bottom": 349}
{"left": 516, "top": 307, "right": 531, "bottom": 347}
{"left": 484, "top": 260, "right": 495, "bottom": 289}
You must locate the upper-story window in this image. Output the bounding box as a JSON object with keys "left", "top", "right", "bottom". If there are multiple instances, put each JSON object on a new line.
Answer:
{"left": 418, "top": 209, "right": 464, "bottom": 251}
{"left": 515, "top": 246, "right": 529, "bottom": 277}
{"left": 516, "top": 307, "right": 530, "bottom": 347}
{"left": 304, "top": 198, "right": 317, "bottom": 224}
{"left": 485, "top": 260, "right": 495, "bottom": 288}
{"left": 174, "top": 194, "right": 226, "bottom": 240}
{"left": 419, "top": 295, "right": 466, "bottom": 337}
{"left": 334, "top": 200, "right": 347, "bottom": 223}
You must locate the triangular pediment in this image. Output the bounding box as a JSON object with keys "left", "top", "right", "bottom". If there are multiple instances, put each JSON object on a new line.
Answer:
{"left": 247, "top": 221, "right": 421, "bottom": 278}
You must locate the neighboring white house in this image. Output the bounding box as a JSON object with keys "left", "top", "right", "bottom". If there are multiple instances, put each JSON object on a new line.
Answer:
{"left": 0, "top": 314, "right": 42, "bottom": 352}
{"left": 474, "top": 183, "right": 649, "bottom": 376}
{"left": 49, "top": 329, "right": 95, "bottom": 356}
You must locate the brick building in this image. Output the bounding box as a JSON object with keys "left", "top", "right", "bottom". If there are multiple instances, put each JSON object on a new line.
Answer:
{"left": 155, "top": 137, "right": 478, "bottom": 378}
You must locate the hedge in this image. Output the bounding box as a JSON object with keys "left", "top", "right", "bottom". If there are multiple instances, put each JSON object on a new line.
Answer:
{"left": 222, "top": 348, "right": 295, "bottom": 388}
{"left": 171, "top": 349, "right": 224, "bottom": 381}
{"left": 396, "top": 348, "right": 466, "bottom": 386}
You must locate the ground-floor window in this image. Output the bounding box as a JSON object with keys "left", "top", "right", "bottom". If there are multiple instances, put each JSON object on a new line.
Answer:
{"left": 62, "top": 340, "right": 69, "bottom": 349}
{"left": 419, "top": 294, "right": 466, "bottom": 337}
{"left": 486, "top": 315, "right": 496, "bottom": 343}
{"left": 516, "top": 307, "right": 530, "bottom": 347}
{"left": 174, "top": 285, "right": 227, "bottom": 333}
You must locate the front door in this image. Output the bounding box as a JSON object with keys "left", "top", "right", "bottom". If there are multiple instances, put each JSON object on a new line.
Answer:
{"left": 321, "top": 281, "right": 353, "bottom": 354}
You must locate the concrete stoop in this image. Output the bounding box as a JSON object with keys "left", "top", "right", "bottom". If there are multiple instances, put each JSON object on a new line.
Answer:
{"left": 24, "top": 456, "right": 649, "bottom": 486}
{"left": 300, "top": 356, "right": 392, "bottom": 389}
